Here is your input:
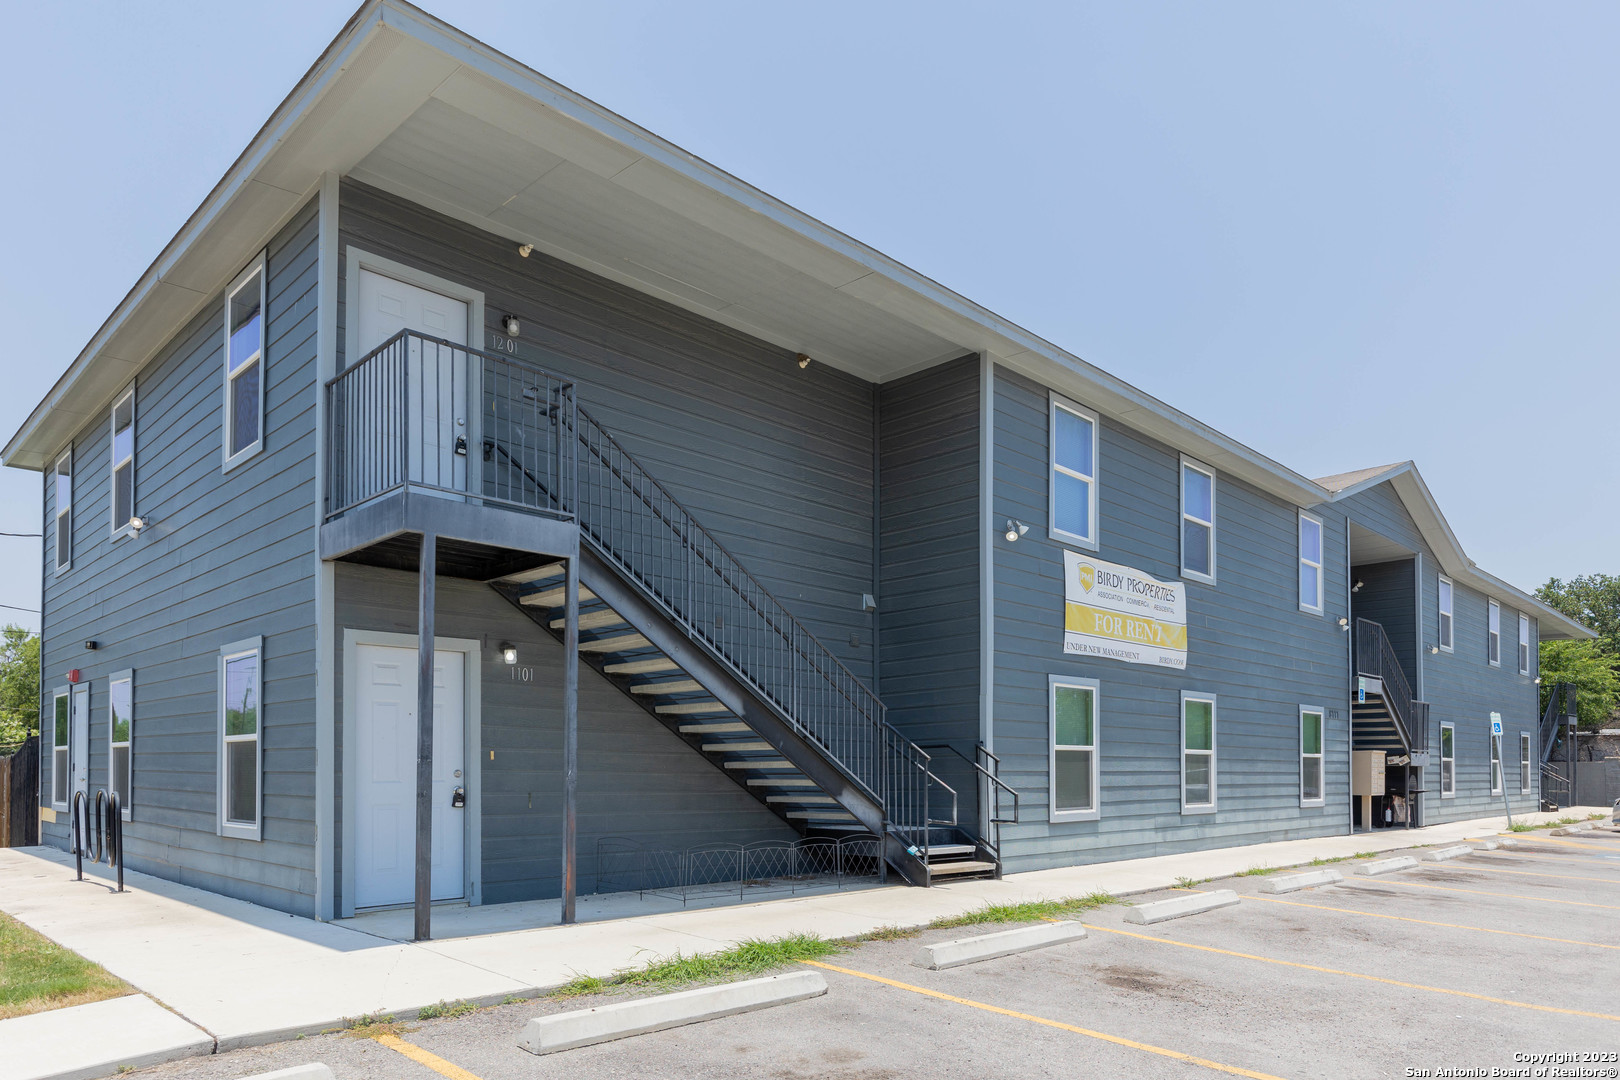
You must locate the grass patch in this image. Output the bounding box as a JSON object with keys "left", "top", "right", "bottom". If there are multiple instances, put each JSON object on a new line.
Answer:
{"left": 416, "top": 999, "right": 478, "bottom": 1020}
{"left": 340, "top": 1012, "right": 414, "bottom": 1039}
{"left": 1173, "top": 876, "right": 1209, "bottom": 889}
{"left": 1309, "top": 855, "right": 1351, "bottom": 866}
{"left": 500, "top": 994, "right": 530, "bottom": 1006}
{"left": 1234, "top": 865, "right": 1278, "bottom": 877}
{"left": 549, "top": 934, "right": 842, "bottom": 1000}
{"left": 0, "top": 912, "right": 130, "bottom": 1020}
{"left": 1510, "top": 816, "right": 1590, "bottom": 833}
{"left": 852, "top": 924, "right": 919, "bottom": 942}
{"left": 929, "top": 893, "right": 1117, "bottom": 929}
{"left": 1353, "top": 851, "right": 1378, "bottom": 859}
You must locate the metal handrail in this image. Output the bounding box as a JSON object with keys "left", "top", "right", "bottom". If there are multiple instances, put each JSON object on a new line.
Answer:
{"left": 1539, "top": 682, "right": 1576, "bottom": 764}
{"left": 917, "top": 742, "right": 1021, "bottom": 867}
{"left": 1354, "top": 618, "right": 1424, "bottom": 752}
{"left": 569, "top": 404, "right": 939, "bottom": 849}
{"left": 324, "top": 329, "right": 577, "bottom": 522}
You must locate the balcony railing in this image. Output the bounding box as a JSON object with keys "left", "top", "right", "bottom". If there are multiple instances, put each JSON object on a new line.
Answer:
{"left": 324, "top": 330, "right": 576, "bottom": 521}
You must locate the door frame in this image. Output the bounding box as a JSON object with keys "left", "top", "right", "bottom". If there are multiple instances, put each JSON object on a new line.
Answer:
{"left": 340, "top": 629, "right": 483, "bottom": 918}
{"left": 343, "top": 247, "right": 486, "bottom": 496}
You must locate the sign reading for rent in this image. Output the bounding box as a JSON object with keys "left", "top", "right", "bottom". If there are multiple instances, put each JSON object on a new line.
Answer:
{"left": 1063, "top": 551, "right": 1188, "bottom": 669}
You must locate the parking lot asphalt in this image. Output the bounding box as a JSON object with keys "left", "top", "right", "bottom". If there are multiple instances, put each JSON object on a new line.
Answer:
{"left": 132, "top": 829, "right": 1620, "bottom": 1080}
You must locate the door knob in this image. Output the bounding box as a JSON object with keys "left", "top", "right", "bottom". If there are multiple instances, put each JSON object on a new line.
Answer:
{"left": 451, "top": 786, "right": 466, "bottom": 808}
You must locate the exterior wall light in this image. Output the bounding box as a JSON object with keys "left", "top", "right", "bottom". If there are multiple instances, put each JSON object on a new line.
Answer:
{"left": 517, "top": 243, "right": 533, "bottom": 258}
{"left": 500, "top": 642, "right": 518, "bottom": 665}
{"left": 502, "top": 315, "right": 520, "bottom": 337}
{"left": 796, "top": 353, "right": 811, "bottom": 369}
{"left": 1337, "top": 617, "right": 1350, "bottom": 630}
{"left": 1351, "top": 579, "right": 1364, "bottom": 593}
{"left": 1003, "top": 519, "right": 1029, "bottom": 542}
{"left": 1534, "top": 676, "right": 1542, "bottom": 685}
{"left": 129, "top": 516, "right": 147, "bottom": 535}
{"left": 1430, "top": 645, "right": 1440, "bottom": 654}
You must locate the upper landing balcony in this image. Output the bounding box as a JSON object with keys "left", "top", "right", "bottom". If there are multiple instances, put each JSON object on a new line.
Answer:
{"left": 320, "top": 329, "right": 580, "bottom": 578}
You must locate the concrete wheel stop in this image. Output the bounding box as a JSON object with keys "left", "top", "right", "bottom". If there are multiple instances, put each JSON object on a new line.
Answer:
{"left": 1354, "top": 856, "right": 1419, "bottom": 876}
{"left": 913, "top": 921, "right": 1087, "bottom": 970}
{"left": 1422, "top": 845, "right": 1473, "bottom": 862}
{"left": 1125, "top": 889, "right": 1240, "bottom": 924}
{"left": 1259, "top": 869, "right": 1343, "bottom": 893}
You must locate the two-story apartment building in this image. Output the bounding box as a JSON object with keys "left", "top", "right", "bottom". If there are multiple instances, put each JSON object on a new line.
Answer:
{"left": 4, "top": 1, "right": 1589, "bottom": 934}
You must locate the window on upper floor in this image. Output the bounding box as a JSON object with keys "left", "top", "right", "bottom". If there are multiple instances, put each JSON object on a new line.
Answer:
{"left": 1298, "top": 511, "right": 1324, "bottom": 614}
{"left": 1180, "top": 457, "right": 1216, "bottom": 584}
{"left": 1487, "top": 599, "right": 1501, "bottom": 667}
{"left": 53, "top": 448, "right": 72, "bottom": 572}
{"left": 1049, "top": 395, "right": 1098, "bottom": 548}
{"left": 1437, "top": 575, "right": 1454, "bottom": 652}
{"left": 109, "top": 672, "right": 133, "bottom": 819}
{"left": 224, "top": 254, "right": 266, "bottom": 469}
{"left": 1517, "top": 613, "right": 1531, "bottom": 676}
{"left": 219, "top": 637, "right": 263, "bottom": 841}
{"left": 1050, "top": 676, "right": 1099, "bottom": 822}
{"left": 111, "top": 386, "right": 136, "bottom": 538}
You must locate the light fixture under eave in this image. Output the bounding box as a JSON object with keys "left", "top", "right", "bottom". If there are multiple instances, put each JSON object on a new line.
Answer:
{"left": 1351, "top": 579, "right": 1364, "bottom": 593}
{"left": 1003, "top": 519, "right": 1029, "bottom": 543}
{"left": 796, "top": 353, "right": 811, "bottom": 369}
{"left": 500, "top": 642, "right": 518, "bottom": 666}
{"left": 517, "top": 243, "right": 533, "bottom": 258}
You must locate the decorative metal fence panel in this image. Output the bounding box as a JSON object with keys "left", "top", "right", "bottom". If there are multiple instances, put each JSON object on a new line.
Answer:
{"left": 594, "top": 835, "right": 882, "bottom": 904}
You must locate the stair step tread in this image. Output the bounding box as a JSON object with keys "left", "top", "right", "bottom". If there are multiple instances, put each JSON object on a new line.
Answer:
{"left": 550, "top": 609, "right": 626, "bottom": 631}
{"left": 604, "top": 657, "right": 680, "bottom": 675}
{"left": 580, "top": 633, "right": 651, "bottom": 654}
{"left": 633, "top": 679, "right": 703, "bottom": 695}
{"left": 787, "top": 810, "right": 858, "bottom": 820}
{"left": 929, "top": 860, "right": 998, "bottom": 876}
{"left": 520, "top": 584, "right": 598, "bottom": 608}
{"left": 657, "top": 702, "right": 730, "bottom": 715}
{"left": 725, "top": 759, "right": 796, "bottom": 769}
{"left": 747, "top": 778, "right": 816, "bottom": 787}
{"left": 766, "top": 795, "right": 835, "bottom": 804}
{"left": 922, "top": 844, "right": 977, "bottom": 857}
{"left": 679, "top": 722, "right": 750, "bottom": 734}
{"left": 491, "top": 562, "right": 563, "bottom": 585}
{"left": 702, "top": 740, "right": 773, "bottom": 752}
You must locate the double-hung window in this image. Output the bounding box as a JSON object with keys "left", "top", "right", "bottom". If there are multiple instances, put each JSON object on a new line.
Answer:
{"left": 1439, "top": 722, "right": 1455, "bottom": 797}
{"left": 1298, "top": 511, "right": 1324, "bottom": 614}
{"left": 1181, "top": 692, "right": 1217, "bottom": 813}
{"left": 1180, "top": 457, "right": 1215, "bottom": 583}
{"left": 1049, "top": 676, "right": 1099, "bottom": 821}
{"left": 1517, "top": 613, "right": 1531, "bottom": 676}
{"left": 1489, "top": 724, "right": 1503, "bottom": 794}
{"left": 223, "top": 254, "right": 266, "bottom": 469}
{"left": 1437, "top": 575, "right": 1454, "bottom": 652}
{"left": 109, "top": 672, "right": 133, "bottom": 818}
{"left": 1487, "top": 599, "right": 1501, "bottom": 667}
{"left": 1049, "top": 396, "right": 1098, "bottom": 548}
{"left": 218, "top": 637, "right": 263, "bottom": 840}
{"left": 1300, "top": 707, "right": 1325, "bottom": 806}
{"left": 1518, "top": 732, "right": 1531, "bottom": 794}
{"left": 111, "top": 387, "right": 136, "bottom": 537}
{"left": 51, "top": 689, "right": 69, "bottom": 811}
{"left": 54, "top": 448, "right": 72, "bottom": 572}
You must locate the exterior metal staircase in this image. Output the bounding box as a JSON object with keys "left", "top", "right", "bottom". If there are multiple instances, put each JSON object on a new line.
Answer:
{"left": 1537, "top": 682, "right": 1577, "bottom": 809}
{"left": 1352, "top": 618, "right": 1429, "bottom": 757}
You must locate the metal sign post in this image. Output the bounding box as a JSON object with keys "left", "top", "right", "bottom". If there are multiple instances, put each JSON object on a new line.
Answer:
{"left": 1491, "top": 712, "right": 1510, "bottom": 829}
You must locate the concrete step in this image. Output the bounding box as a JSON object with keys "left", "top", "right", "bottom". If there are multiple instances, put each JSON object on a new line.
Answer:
{"left": 928, "top": 860, "right": 998, "bottom": 877}
{"left": 633, "top": 679, "right": 703, "bottom": 695}
{"left": 550, "top": 609, "right": 625, "bottom": 631}
{"left": 580, "top": 633, "right": 652, "bottom": 654}
{"left": 702, "top": 740, "right": 773, "bottom": 753}
{"left": 679, "top": 722, "right": 750, "bottom": 734}
{"left": 520, "top": 583, "right": 598, "bottom": 608}
{"left": 658, "top": 702, "right": 729, "bottom": 715}
{"left": 604, "top": 657, "right": 681, "bottom": 675}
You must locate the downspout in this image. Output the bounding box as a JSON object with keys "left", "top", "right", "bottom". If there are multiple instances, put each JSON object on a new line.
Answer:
{"left": 871, "top": 383, "right": 880, "bottom": 697}
{"left": 1344, "top": 516, "right": 1353, "bottom": 835}
{"left": 978, "top": 355, "right": 995, "bottom": 841}
{"left": 313, "top": 172, "right": 340, "bottom": 921}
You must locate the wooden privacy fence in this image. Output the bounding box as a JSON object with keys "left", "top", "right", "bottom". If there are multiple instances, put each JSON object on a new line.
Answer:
{"left": 0, "top": 737, "right": 39, "bottom": 847}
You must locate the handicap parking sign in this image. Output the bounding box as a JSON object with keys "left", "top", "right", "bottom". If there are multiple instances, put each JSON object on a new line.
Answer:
{"left": 1490, "top": 712, "right": 1502, "bottom": 737}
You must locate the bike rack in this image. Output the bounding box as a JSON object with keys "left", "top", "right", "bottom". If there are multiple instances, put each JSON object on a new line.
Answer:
{"left": 71, "top": 788, "right": 124, "bottom": 893}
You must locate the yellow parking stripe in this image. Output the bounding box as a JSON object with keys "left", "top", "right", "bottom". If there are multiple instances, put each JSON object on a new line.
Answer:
{"left": 1346, "top": 877, "right": 1620, "bottom": 910}
{"left": 374, "top": 1033, "right": 485, "bottom": 1080}
{"left": 1081, "top": 924, "right": 1620, "bottom": 1022}
{"left": 1498, "top": 833, "right": 1613, "bottom": 851}
{"left": 1465, "top": 844, "right": 1620, "bottom": 865}
{"left": 1426, "top": 862, "right": 1615, "bottom": 884}
{"left": 800, "top": 959, "right": 1291, "bottom": 1080}
{"left": 1243, "top": 893, "right": 1620, "bottom": 950}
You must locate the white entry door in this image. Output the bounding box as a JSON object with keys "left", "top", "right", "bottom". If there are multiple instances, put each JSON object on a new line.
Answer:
{"left": 356, "top": 268, "right": 471, "bottom": 494}
{"left": 353, "top": 644, "right": 466, "bottom": 908}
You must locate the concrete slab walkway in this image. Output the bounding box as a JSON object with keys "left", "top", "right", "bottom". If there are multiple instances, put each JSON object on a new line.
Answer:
{"left": 0, "top": 994, "right": 213, "bottom": 1080}
{"left": 0, "top": 806, "right": 1601, "bottom": 1074}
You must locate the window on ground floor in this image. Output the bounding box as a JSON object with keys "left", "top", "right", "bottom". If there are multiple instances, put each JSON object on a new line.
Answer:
{"left": 218, "top": 638, "right": 263, "bottom": 840}
{"left": 109, "top": 672, "right": 132, "bottom": 818}
{"left": 1490, "top": 720, "right": 1503, "bottom": 795}
{"left": 1439, "top": 722, "right": 1455, "bottom": 797}
{"left": 1181, "top": 692, "right": 1216, "bottom": 813}
{"left": 51, "top": 689, "right": 69, "bottom": 810}
{"left": 1049, "top": 676, "right": 1099, "bottom": 822}
{"left": 1519, "top": 731, "right": 1531, "bottom": 794}
{"left": 1300, "top": 707, "right": 1325, "bottom": 806}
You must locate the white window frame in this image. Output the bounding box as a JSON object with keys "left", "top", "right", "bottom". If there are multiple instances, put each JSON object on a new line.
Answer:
{"left": 1179, "top": 455, "right": 1216, "bottom": 585}
{"left": 1489, "top": 722, "right": 1503, "bottom": 795}
{"left": 1437, "top": 575, "right": 1454, "bottom": 653}
{"left": 1439, "top": 722, "right": 1455, "bottom": 798}
{"left": 1049, "top": 675, "right": 1100, "bottom": 822}
{"left": 53, "top": 447, "right": 72, "bottom": 573}
{"left": 50, "top": 688, "right": 70, "bottom": 811}
{"left": 1048, "top": 393, "right": 1099, "bottom": 550}
{"left": 108, "top": 671, "right": 133, "bottom": 820}
{"left": 1298, "top": 510, "right": 1324, "bottom": 614}
{"left": 1180, "top": 691, "right": 1217, "bottom": 814}
{"left": 218, "top": 636, "right": 264, "bottom": 841}
{"left": 110, "top": 385, "right": 137, "bottom": 539}
{"left": 1487, "top": 599, "right": 1501, "bottom": 667}
{"left": 1518, "top": 731, "right": 1532, "bottom": 794}
{"left": 1299, "top": 706, "right": 1325, "bottom": 807}
{"left": 222, "top": 253, "right": 267, "bottom": 471}
{"left": 1517, "top": 613, "right": 1531, "bottom": 676}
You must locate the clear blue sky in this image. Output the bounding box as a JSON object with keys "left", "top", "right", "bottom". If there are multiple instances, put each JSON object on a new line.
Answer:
{"left": 2, "top": 1, "right": 1615, "bottom": 632}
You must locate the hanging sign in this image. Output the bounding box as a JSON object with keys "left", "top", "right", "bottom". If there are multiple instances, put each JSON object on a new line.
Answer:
{"left": 1358, "top": 677, "right": 1366, "bottom": 704}
{"left": 1490, "top": 712, "right": 1502, "bottom": 738}
{"left": 1062, "top": 551, "right": 1187, "bottom": 668}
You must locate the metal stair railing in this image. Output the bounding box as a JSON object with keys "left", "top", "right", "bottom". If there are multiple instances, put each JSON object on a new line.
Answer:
{"left": 571, "top": 405, "right": 940, "bottom": 850}
{"left": 1539, "top": 682, "right": 1576, "bottom": 764}
{"left": 1354, "top": 618, "right": 1425, "bottom": 752}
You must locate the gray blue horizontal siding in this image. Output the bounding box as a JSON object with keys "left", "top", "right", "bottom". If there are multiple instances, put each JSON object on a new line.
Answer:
{"left": 337, "top": 181, "right": 876, "bottom": 682}
{"left": 332, "top": 563, "right": 794, "bottom": 907}
{"left": 992, "top": 366, "right": 1352, "bottom": 869}
{"left": 38, "top": 201, "right": 321, "bottom": 915}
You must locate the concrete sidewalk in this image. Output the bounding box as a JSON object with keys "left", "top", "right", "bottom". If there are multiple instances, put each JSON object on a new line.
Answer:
{"left": 0, "top": 806, "right": 1603, "bottom": 1076}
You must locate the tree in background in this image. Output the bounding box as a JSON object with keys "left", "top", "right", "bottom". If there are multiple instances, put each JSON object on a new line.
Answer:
{"left": 1537, "top": 574, "right": 1620, "bottom": 731}
{"left": 0, "top": 625, "right": 40, "bottom": 748}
